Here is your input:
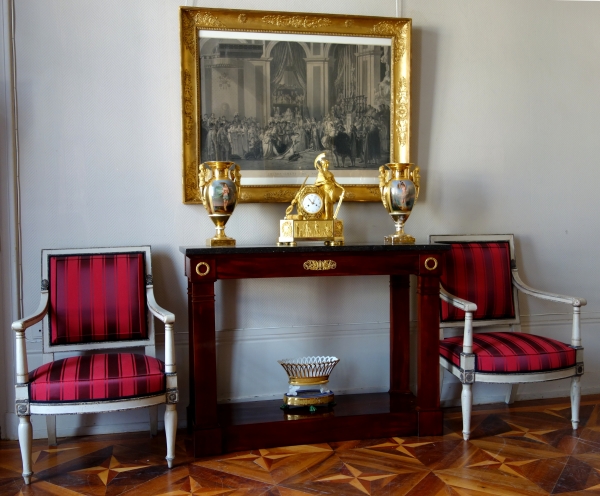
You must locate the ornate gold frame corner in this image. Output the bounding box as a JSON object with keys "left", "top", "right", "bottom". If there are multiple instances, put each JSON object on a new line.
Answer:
{"left": 180, "top": 7, "right": 411, "bottom": 204}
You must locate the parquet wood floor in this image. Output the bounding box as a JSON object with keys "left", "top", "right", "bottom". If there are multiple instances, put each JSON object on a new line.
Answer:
{"left": 2, "top": 395, "right": 600, "bottom": 495}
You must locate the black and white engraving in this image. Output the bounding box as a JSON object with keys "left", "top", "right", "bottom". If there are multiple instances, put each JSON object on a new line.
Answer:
{"left": 200, "top": 37, "right": 392, "bottom": 171}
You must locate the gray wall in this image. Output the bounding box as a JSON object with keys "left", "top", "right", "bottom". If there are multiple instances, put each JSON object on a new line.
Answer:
{"left": 1, "top": 0, "right": 599, "bottom": 439}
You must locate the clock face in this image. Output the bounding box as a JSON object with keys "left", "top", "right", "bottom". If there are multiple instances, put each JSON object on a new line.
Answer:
{"left": 301, "top": 193, "right": 323, "bottom": 214}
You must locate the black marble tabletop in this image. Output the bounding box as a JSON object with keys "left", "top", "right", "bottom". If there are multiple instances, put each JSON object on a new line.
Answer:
{"left": 180, "top": 242, "right": 450, "bottom": 256}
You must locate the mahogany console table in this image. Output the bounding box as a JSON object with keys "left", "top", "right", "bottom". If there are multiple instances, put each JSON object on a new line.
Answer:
{"left": 181, "top": 243, "right": 449, "bottom": 457}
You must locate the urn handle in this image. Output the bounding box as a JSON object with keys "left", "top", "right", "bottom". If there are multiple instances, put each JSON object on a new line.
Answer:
{"left": 231, "top": 163, "right": 242, "bottom": 196}
{"left": 378, "top": 165, "right": 391, "bottom": 209}
{"left": 198, "top": 163, "right": 209, "bottom": 207}
{"left": 410, "top": 165, "right": 420, "bottom": 201}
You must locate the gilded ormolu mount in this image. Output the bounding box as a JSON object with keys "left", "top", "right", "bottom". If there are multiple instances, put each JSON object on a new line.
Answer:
{"left": 277, "top": 153, "right": 345, "bottom": 246}
{"left": 379, "top": 162, "right": 420, "bottom": 244}
{"left": 198, "top": 161, "right": 241, "bottom": 246}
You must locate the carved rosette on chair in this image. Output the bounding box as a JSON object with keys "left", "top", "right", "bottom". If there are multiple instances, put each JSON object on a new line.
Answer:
{"left": 198, "top": 161, "right": 241, "bottom": 247}
{"left": 379, "top": 163, "right": 420, "bottom": 244}
{"left": 278, "top": 356, "right": 339, "bottom": 411}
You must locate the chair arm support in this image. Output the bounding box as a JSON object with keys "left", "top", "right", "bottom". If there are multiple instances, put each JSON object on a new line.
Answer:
{"left": 12, "top": 292, "right": 49, "bottom": 332}
{"left": 512, "top": 270, "right": 585, "bottom": 347}
{"left": 13, "top": 292, "right": 48, "bottom": 385}
{"left": 440, "top": 285, "right": 476, "bottom": 353}
{"left": 512, "top": 271, "right": 587, "bottom": 307}
{"left": 146, "top": 288, "right": 175, "bottom": 324}
{"left": 440, "top": 285, "right": 478, "bottom": 313}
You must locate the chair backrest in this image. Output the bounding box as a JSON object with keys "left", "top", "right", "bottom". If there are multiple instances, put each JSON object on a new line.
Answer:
{"left": 430, "top": 234, "right": 520, "bottom": 328}
{"left": 41, "top": 246, "right": 155, "bottom": 354}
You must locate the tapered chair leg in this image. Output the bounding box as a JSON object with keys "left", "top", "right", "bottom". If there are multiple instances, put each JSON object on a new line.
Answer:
{"left": 149, "top": 405, "right": 158, "bottom": 436}
{"left": 505, "top": 384, "right": 518, "bottom": 405}
{"left": 18, "top": 416, "right": 33, "bottom": 484}
{"left": 461, "top": 383, "right": 472, "bottom": 441}
{"left": 46, "top": 415, "right": 57, "bottom": 446}
{"left": 571, "top": 376, "right": 581, "bottom": 429}
{"left": 164, "top": 404, "right": 177, "bottom": 468}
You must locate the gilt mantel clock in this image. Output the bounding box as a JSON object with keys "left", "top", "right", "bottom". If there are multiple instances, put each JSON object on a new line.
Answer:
{"left": 277, "top": 154, "right": 345, "bottom": 246}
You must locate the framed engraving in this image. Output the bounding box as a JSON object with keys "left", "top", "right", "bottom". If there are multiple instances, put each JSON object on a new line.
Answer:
{"left": 181, "top": 7, "right": 411, "bottom": 203}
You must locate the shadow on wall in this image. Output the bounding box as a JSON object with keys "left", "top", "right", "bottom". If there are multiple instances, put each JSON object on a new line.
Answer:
{"left": 146, "top": 245, "right": 188, "bottom": 341}
{"left": 411, "top": 27, "right": 439, "bottom": 206}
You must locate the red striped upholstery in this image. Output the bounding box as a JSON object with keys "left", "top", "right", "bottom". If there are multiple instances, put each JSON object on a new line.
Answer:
{"left": 439, "top": 332, "right": 576, "bottom": 373}
{"left": 29, "top": 353, "right": 165, "bottom": 402}
{"left": 441, "top": 242, "right": 515, "bottom": 322}
{"left": 49, "top": 253, "right": 148, "bottom": 345}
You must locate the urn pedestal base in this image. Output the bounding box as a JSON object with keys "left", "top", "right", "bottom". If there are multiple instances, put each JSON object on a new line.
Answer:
{"left": 207, "top": 214, "right": 236, "bottom": 247}
{"left": 384, "top": 233, "right": 416, "bottom": 245}
{"left": 206, "top": 237, "right": 236, "bottom": 247}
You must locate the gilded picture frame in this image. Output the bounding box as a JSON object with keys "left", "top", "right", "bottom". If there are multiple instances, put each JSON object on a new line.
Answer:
{"left": 180, "top": 7, "right": 411, "bottom": 203}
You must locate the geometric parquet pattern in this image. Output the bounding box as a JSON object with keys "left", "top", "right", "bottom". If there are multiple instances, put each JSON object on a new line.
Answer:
{"left": 3, "top": 395, "right": 600, "bottom": 495}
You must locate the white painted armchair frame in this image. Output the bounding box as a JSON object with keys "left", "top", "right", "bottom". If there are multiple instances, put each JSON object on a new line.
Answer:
{"left": 431, "top": 234, "right": 585, "bottom": 441}
{"left": 12, "top": 246, "right": 178, "bottom": 484}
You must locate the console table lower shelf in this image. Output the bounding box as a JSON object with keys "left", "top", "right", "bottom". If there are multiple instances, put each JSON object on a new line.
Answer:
{"left": 181, "top": 244, "right": 448, "bottom": 457}
{"left": 190, "top": 392, "right": 442, "bottom": 455}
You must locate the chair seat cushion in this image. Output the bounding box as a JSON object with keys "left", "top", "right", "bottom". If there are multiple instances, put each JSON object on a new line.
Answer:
{"left": 439, "top": 332, "right": 576, "bottom": 373}
{"left": 30, "top": 353, "right": 165, "bottom": 402}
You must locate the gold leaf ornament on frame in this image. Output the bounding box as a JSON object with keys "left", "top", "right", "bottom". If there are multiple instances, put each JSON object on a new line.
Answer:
{"left": 181, "top": 12, "right": 197, "bottom": 54}
{"left": 262, "top": 15, "right": 332, "bottom": 29}
{"left": 395, "top": 77, "right": 409, "bottom": 147}
{"left": 182, "top": 70, "right": 194, "bottom": 146}
{"left": 372, "top": 21, "right": 408, "bottom": 62}
{"left": 193, "top": 12, "right": 226, "bottom": 28}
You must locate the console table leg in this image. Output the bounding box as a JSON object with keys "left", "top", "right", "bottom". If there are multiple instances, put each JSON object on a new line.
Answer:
{"left": 189, "top": 280, "right": 222, "bottom": 455}
{"left": 417, "top": 271, "right": 443, "bottom": 436}
{"left": 390, "top": 275, "right": 410, "bottom": 395}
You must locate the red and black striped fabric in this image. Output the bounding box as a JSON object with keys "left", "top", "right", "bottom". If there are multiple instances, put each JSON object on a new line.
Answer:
{"left": 439, "top": 332, "right": 576, "bottom": 373}
{"left": 29, "top": 353, "right": 165, "bottom": 402}
{"left": 441, "top": 242, "right": 515, "bottom": 322}
{"left": 49, "top": 253, "right": 147, "bottom": 345}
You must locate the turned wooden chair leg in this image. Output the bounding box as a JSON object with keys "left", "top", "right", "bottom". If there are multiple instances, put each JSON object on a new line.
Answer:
{"left": 46, "top": 415, "right": 57, "bottom": 446}
{"left": 18, "top": 416, "right": 33, "bottom": 484}
{"left": 164, "top": 404, "right": 177, "bottom": 468}
{"left": 571, "top": 376, "right": 581, "bottom": 430}
{"left": 149, "top": 405, "right": 158, "bottom": 436}
{"left": 505, "top": 384, "right": 518, "bottom": 405}
{"left": 461, "top": 383, "right": 472, "bottom": 441}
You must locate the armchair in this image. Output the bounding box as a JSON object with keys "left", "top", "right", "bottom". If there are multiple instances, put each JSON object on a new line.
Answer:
{"left": 12, "top": 246, "right": 178, "bottom": 484}
{"left": 431, "top": 234, "right": 585, "bottom": 441}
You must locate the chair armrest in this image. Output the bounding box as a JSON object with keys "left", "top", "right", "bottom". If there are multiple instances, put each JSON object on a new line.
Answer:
{"left": 512, "top": 270, "right": 586, "bottom": 348}
{"left": 12, "top": 292, "right": 49, "bottom": 332}
{"left": 440, "top": 285, "right": 478, "bottom": 313}
{"left": 146, "top": 287, "right": 175, "bottom": 324}
{"left": 13, "top": 291, "right": 48, "bottom": 384}
{"left": 440, "top": 285, "right": 477, "bottom": 353}
{"left": 512, "top": 271, "right": 587, "bottom": 307}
